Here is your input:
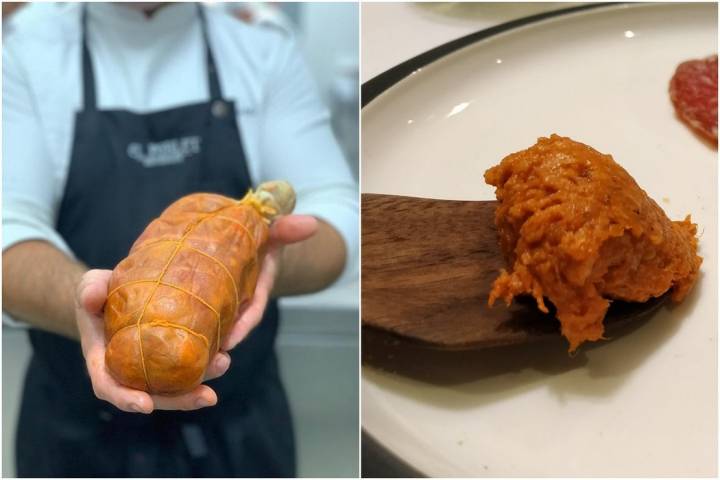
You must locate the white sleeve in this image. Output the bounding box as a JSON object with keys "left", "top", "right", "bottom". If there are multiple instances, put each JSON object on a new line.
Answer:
{"left": 258, "top": 37, "right": 359, "bottom": 284}
{"left": 2, "top": 38, "right": 72, "bottom": 257}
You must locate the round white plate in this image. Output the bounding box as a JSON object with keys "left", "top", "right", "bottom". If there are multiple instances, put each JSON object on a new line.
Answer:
{"left": 362, "top": 3, "right": 717, "bottom": 476}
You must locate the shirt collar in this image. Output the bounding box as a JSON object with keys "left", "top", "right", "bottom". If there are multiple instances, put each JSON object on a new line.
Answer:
{"left": 86, "top": 3, "right": 198, "bottom": 32}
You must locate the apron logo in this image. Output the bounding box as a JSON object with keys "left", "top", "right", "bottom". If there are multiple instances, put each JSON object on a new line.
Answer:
{"left": 127, "top": 136, "right": 202, "bottom": 167}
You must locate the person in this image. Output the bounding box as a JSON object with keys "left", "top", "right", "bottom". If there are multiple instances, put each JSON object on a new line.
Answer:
{"left": 2, "top": 2, "right": 358, "bottom": 477}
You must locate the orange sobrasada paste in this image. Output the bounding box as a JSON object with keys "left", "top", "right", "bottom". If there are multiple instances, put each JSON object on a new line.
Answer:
{"left": 485, "top": 135, "right": 701, "bottom": 351}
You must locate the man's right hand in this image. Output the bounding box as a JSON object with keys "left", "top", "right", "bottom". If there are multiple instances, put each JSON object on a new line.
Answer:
{"left": 75, "top": 269, "right": 231, "bottom": 414}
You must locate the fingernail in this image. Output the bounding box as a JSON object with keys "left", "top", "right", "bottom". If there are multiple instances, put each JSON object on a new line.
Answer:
{"left": 216, "top": 355, "right": 230, "bottom": 370}
{"left": 130, "top": 403, "right": 145, "bottom": 413}
{"left": 196, "top": 398, "right": 212, "bottom": 408}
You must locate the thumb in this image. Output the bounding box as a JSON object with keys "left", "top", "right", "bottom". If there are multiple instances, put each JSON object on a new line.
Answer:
{"left": 77, "top": 269, "right": 113, "bottom": 316}
{"left": 269, "top": 215, "right": 318, "bottom": 245}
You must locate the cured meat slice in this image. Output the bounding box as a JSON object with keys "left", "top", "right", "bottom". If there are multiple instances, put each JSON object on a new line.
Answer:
{"left": 669, "top": 54, "right": 718, "bottom": 144}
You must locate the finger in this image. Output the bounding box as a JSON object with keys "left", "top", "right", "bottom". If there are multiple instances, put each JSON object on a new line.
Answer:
{"left": 204, "top": 351, "right": 231, "bottom": 381}
{"left": 152, "top": 385, "right": 218, "bottom": 411}
{"left": 77, "top": 310, "right": 106, "bottom": 354}
{"left": 76, "top": 269, "right": 113, "bottom": 315}
{"left": 222, "top": 250, "right": 278, "bottom": 350}
{"left": 223, "top": 296, "right": 268, "bottom": 350}
{"left": 76, "top": 299, "right": 110, "bottom": 357}
{"left": 269, "top": 215, "right": 318, "bottom": 245}
{"left": 222, "top": 308, "right": 257, "bottom": 351}
{"left": 85, "top": 348, "right": 153, "bottom": 414}
{"left": 79, "top": 277, "right": 153, "bottom": 415}
{"left": 223, "top": 293, "right": 270, "bottom": 350}
{"left": 87, "top": 344, "right": 218, "bottom": 413}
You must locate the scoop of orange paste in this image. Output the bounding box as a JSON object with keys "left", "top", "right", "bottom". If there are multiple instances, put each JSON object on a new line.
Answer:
{"left": 485, "top": 135, "right": 701, "bottom": 351}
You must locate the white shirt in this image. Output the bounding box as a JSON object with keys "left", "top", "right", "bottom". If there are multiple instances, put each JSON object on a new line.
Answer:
{"left": 2, "top": 3, "right": 358, "bottom": 286}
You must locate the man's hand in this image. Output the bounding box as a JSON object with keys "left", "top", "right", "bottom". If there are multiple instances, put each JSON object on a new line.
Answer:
{"left": 76, "top": 214, "right": 318, "bottom": 413}
{"left": 76, "top": 270, "right": 231, "bottom": 413}
{"left": 222, "top": 214, "right": 318, "bottom": 350}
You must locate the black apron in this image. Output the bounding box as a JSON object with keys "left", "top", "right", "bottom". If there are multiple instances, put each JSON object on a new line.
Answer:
{"left": 16, "top": 5, "right": 295, "bottom": 477}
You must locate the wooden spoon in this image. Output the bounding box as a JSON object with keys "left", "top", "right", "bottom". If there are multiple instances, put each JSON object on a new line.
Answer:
{"left": 362, "top": 194, "right": 670, "bottom": 350}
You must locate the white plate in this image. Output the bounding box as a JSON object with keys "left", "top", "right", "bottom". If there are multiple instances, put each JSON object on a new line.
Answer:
{"left": 362, "top": 3, "right": 717, "bottom": 476}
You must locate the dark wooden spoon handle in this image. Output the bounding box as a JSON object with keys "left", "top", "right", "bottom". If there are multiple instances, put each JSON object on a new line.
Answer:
{"left": 361, "top": 193, "right": 668, "bottom": 349}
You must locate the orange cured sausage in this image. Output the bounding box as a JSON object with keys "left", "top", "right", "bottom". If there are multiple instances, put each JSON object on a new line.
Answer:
{"left": 104, "top": 181, "right": 295, "bottom": 394}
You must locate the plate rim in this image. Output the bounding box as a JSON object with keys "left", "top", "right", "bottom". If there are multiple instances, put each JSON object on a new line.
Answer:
{"left": 360, "top": 1, "right": 716, "bottom": 476}
{"left": 361, "top": 2, "right": 621, "bottom": 108}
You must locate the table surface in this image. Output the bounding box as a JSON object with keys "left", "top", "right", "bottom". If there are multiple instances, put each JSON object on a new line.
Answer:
{"left": 361, "top": 2, "right": 583, "bottom": 82}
